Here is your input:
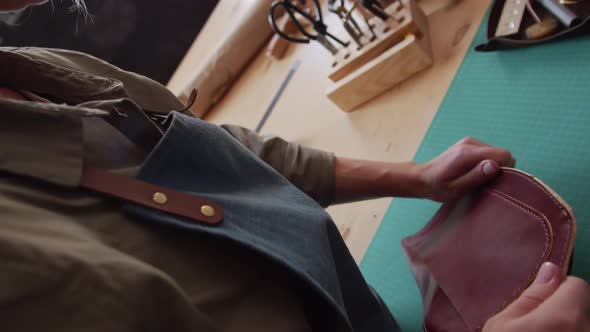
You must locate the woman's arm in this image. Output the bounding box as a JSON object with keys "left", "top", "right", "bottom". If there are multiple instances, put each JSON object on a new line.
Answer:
{"left": 333, "top": 137, "right": 515, "bottom": 205}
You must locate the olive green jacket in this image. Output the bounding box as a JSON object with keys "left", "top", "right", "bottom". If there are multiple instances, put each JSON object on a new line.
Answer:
{"left": 0, "top": 47, "right": 336, "bottom": 332}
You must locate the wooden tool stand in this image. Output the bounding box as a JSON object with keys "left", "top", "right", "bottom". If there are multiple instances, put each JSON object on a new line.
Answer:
{"left": 326, "top": 1, "right": 432, "bottom": 112}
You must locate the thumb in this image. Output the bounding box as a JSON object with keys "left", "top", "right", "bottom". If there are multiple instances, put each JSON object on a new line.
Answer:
{"left": 448, "top": 160, "right": 500, "bottom": 194}
{"left": 500, "top": 262, "right": 562, "bottom": 319}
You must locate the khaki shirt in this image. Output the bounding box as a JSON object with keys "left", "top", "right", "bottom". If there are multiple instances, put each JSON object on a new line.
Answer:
{"left": 0, "top": 47, "right": 335, "bottom": 331}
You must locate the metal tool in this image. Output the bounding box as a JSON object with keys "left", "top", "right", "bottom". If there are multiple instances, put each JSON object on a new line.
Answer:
{"left": 537, "top": 0, "right": 582, "bottom": 27}
{"left": 559, "top": 0, "right": 586, "bottom": 4}
{"left": 328, "top": 0, "right": 366, "bottom": 48}
{"left": 363, "top": 17, "right": 378, "bottom": 41}
{"left": 256, "top": 60, "right": 301, "bottom": 133}
{"left": 269, "top": 0, "right": 349, "bottom": 55}
{"left": 353, "top": 1, "right": 378, "bottom": 40}
{"left": 495, "top": 0, "right": 527, "bottom": 37}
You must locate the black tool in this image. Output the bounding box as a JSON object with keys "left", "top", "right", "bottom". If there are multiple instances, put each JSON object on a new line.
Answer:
{"left": 361, "top": 0, "right": 390, "bottom": 21}
{"left": 269, "top": 0, "right": 349, "bottom": 55}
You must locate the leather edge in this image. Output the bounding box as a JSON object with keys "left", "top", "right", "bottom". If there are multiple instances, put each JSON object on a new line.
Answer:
{"left": 499, "top": 168, "right": 577, "bottom": 276}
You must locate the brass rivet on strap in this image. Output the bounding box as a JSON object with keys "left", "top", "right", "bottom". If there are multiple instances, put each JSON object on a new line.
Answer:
{"left": 153, "top": 192, "right": 168, "bottom": 205}
{"left": 201, "top": 205, "right": 215, "bottom": 217}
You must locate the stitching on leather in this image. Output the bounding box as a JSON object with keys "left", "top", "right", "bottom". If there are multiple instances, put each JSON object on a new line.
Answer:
{"left": 504, "top": 170, "right": 573, "bottom": 269}
{"left": 473, "top": 190, "right": 551, "bottom": 330}
{"left": 421, "top": 170, "right": 573, "bottom": 332}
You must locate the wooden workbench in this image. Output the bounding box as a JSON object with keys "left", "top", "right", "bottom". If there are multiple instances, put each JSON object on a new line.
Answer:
{"left": 168, "top": 0, "right": 491, "bottom": 263}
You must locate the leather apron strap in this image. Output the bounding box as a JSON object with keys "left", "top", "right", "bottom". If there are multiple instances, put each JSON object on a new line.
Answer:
{"left": 81, "top": 166, "right": 223, "bottom": 225}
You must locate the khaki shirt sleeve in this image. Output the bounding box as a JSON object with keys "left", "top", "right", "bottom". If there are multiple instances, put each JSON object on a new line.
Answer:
{"left": 220, "top": 124, "right": 335, "bottom": 207}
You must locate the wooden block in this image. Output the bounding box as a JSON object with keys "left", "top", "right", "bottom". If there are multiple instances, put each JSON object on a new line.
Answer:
{"left": 408, "top": 0, "right": 430, "bottom": 42}
{"left": 328, "top": 1, "right": 420, "bottom": 82}
{"left": 266, "top": 14, "right": 298, "bottom": 60}
{"left": 326, "top": 33, "right": 432, "bottom": 112}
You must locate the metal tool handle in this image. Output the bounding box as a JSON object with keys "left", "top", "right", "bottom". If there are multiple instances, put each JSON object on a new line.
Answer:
{"left": 537, "top": 0, "right": 582, "bottom": 27}
{"left": 316, "top": 34, "right": 340, "bottom": 54}
{"left": 345, "top": 3, "right": 364, "bottom": 34}
{"left": 328, "top": 0, "right": 365, "bottom": 47}
{"left": 343, "top": 22, "right": 364, "bottom": 48}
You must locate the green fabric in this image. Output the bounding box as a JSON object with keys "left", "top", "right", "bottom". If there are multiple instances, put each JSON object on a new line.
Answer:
{"left": 360, "top": 15, "right": 590, "bottom": 332}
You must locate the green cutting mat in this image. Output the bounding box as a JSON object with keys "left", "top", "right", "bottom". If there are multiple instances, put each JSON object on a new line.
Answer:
{"left": 359, "top": 15, "right": 590, "bottom": 332}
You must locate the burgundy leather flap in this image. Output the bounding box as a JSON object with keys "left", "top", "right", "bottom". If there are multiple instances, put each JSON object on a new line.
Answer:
{"left": 488, "top": 171, "right": 575, "bottom": 268}
{"left": 404, "top": 189, "right": 552, "bottom": 330}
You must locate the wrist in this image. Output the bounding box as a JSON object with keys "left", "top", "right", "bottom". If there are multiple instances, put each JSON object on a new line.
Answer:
{"left": 407, "top": 162, "right": 432, "bottom": 200}
{"left": 333, "top": 157, "right": 434, "bottom": 204}
{"left": 379, "top": 161, "right": 431, "bottom": 199}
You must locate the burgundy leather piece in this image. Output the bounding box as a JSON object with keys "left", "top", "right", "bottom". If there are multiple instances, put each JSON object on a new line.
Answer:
{"left": 80, "top": 166, "right": 223, "bottom": 225}
{"left": 425, "top": 290, "right": 468, "bottom": 332}
{"left": 403, "top": 168, "right": 576, "bottom": 332}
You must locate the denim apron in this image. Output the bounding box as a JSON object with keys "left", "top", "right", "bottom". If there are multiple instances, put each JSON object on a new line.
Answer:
{"left": 124, "top": 112, "right": 400, "bottom": 332}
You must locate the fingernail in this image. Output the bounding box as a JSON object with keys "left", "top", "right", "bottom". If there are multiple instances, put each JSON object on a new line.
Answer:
{"left": 535, "top": 262, "right": 559, "bottom": 284}
{"left": 482, "top": 162, "right": 497, "bottom": 176}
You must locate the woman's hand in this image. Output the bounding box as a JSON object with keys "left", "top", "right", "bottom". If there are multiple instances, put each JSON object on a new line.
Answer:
{"left": 484, "top": 262, "right": 590, "bottom": 332}
{"left": 332, "top": 137, "right": 514, "bottom": 205}
{"left": 416, "top": 137, "right": 515, "bottom": 202}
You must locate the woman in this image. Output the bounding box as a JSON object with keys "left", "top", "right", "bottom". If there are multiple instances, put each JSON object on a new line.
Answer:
{"left": 1, "top": 1, "right": 588, "bottom": 331}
